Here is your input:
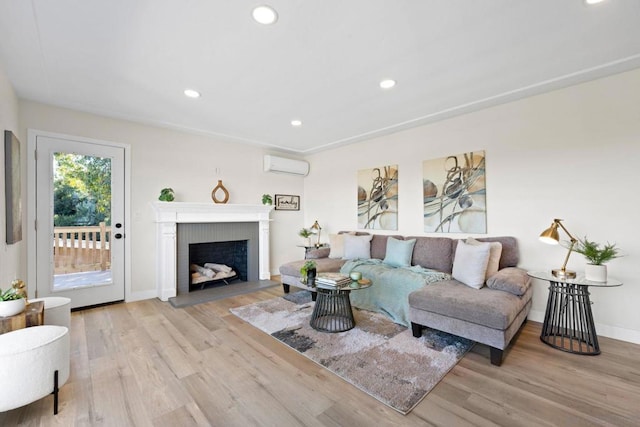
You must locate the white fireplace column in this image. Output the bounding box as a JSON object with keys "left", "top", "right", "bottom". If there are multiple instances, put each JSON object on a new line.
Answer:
{"left": 152, "top": 202, "right": 273, "bottom": 301}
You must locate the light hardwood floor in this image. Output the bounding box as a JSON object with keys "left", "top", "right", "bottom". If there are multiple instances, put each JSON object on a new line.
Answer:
{"left": 2, "top": 287, "right": 639, "bottom": 426}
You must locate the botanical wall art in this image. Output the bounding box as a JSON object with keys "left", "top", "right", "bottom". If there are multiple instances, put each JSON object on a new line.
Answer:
{"left": 4, "top": 130, "right": 22, "bottom": 244}
{"left": 357, "top": 164, "right": 398, "bottom": 230}
{"left": 423, "top": 151, "right": 486, "bottom": 233}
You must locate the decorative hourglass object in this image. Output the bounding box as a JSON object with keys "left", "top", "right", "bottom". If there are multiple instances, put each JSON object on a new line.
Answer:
{"left": 211, "top": 180, "right": 229, "bottom": 204}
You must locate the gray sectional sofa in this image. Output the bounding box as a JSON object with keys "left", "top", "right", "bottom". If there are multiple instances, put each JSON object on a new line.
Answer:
{"left": 278, "top": 233, "right": 532, "bottom": 366}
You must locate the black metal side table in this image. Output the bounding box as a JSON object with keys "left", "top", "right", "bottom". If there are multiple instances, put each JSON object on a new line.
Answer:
{"left": 310, "top": 282, "right": 371, "bottom": 333}
{"left": 528, "top": 271, "right": 622, "bottom": 355}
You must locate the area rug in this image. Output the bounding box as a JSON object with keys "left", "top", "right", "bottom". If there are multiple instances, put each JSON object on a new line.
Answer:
{"left": 230, "top": 291, "right": 474, "bottom": 414}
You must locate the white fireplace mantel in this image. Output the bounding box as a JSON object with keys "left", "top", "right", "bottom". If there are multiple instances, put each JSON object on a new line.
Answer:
{"left": 152, "top": 202, "right": 273, "bottom": 301}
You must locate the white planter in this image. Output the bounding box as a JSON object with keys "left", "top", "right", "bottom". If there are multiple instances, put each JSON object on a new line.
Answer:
{"left": 0, "top": 298, "right": 26, "bottom": 317}
{"left": 585, "top": 264, "right": 607, "bottom": 282}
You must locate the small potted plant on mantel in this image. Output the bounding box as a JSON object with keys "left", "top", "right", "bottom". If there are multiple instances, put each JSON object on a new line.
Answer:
{"left": 0, "top": 280, "right": 27, "bottom": 318}
{"left": 572, "top": 237, "right": 621, "bottom": 282}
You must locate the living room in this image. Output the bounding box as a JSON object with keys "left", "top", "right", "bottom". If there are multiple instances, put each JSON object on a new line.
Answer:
{"left": 1, "top": 1, "right": 639, "bottom": 425}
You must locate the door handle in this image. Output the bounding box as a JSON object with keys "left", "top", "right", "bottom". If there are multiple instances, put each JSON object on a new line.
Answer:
{"left": 114, "top": 233, "right": 123, "bottom": 239}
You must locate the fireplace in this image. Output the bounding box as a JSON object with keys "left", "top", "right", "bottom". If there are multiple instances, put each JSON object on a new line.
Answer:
{"left": 152, "top": 202, "right": 273, "bottom": 301}
{"left": 177, "top": 222, "right": 259, "bottom": 295}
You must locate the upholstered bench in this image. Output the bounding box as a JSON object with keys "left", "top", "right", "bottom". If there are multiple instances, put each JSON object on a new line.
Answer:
{"left": 409, "top": 267, "right": 532, "bottom": 366}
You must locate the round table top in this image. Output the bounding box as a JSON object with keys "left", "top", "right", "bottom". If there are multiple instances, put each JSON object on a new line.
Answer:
{"left": 527, "top": 270, "right": 623, "bottom": 287}
{"left": 316, "top": 280, "right": 372, "bottom": 292}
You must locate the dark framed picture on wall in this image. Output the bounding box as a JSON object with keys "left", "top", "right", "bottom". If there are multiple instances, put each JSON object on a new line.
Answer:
{"left": 4, "top": 130, "right": 22, "bottom": 244}
{"left": 274, "top": 194, "right": 300, "bottom": 211}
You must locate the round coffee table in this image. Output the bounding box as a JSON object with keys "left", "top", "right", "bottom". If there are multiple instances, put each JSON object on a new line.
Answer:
{"left": 310, "top": 281, "right": 371, "bottom": 332}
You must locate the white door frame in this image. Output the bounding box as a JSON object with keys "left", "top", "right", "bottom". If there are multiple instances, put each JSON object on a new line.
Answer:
{"left": 27, "top": 129, "right": 132, "bottom": 303}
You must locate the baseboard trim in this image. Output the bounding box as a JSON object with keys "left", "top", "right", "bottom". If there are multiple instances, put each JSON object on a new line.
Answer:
{"left": 528, "top": 309, "right": 640, "bottom": 345}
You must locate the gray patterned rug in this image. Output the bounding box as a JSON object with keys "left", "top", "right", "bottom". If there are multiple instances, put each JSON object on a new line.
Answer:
{"left": 230, "top": 291, "right": 474, "bottom": 414}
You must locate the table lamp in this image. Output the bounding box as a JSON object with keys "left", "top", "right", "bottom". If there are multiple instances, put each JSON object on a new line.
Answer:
{"left": 539, "top": 218, "right": 577, "bottom": 279}
{"left": 310, "top": 220, "right": 322, "bottom": 247}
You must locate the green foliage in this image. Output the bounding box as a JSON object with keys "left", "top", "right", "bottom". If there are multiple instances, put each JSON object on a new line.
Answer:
{"left": 299, "top": 260, "right": 317, "bottom": 284}
{"left": 262, "top": 194, "right": 272, "bottom": 205}
{"left": 159, "top": 188, "right": 175, "bottom": 202}
{"left": 299, "top": 228, "right": 312, "bottom": 238}
{"left": 0, "top": 287, "right": 24, "bottom": 301}
{"left": 573, "top": 237, "right": 621, "bottom": 265}
{"left": 53, "top": 153, "right": 111, "bottom": 226}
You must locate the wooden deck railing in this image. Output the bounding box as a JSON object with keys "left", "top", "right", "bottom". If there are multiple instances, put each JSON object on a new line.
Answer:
{"left": 53, "top": 222, "right": 111, "bottom": 274}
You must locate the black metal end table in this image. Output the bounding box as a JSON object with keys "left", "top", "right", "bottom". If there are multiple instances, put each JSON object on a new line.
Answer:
{"left": 310, "top": 281, "right": 371, "bottom": 333}
{"left": 528, "top": 271, "right": 622, "bottom": 355}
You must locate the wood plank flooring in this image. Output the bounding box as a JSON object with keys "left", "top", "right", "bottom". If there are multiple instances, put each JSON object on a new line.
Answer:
{"left": 2, "top": 287, "right": 639, "bottom": 426}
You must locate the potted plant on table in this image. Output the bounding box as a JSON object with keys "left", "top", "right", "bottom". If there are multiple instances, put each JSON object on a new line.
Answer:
{"left": 299, "top": 228, "right": 312, "bottom": 246}
{"left": 300, "top": 260, "right": 317, "bottom": 287}
{"left": 572, "top": 237, "right": 621, "bottom": 282}
{"left": 0, "top": 280, "right": 27, "bottom": 318}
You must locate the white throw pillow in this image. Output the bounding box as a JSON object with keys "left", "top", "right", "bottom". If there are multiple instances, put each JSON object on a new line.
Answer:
{"left": 466, "top": 237, "right": 503, "bottom": 280}
{"left": 328, "top": 234, "right": 345, "bottom": 258}
{"left": 452, "top": 240, "right": 491, "bottom": 289}
{"left": 342, "top": 234, "right": 373, "bottom": 260}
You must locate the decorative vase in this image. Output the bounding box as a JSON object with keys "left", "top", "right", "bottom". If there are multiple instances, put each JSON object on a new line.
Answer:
{"left": 0, "top": 298, "right": 26, "bottom": 317}
{"left": 307, "top": 268, "right": 317, "bottom": 288}
{"left": 585, "top": 264, "right": 607, "bottom": 282}
{"left": 211, "top": 180, "right": 229, "bottom": 204}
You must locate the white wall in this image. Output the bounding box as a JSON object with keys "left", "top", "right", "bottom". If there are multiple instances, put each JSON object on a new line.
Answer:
{"left": 18, "top": 101, "right": 305, "bottom": 300}
{"left": 303, "top": 68, "right": 640, "bottom": 344}
{"left": 0, "top": 64, "right": 23, "bottom": 287}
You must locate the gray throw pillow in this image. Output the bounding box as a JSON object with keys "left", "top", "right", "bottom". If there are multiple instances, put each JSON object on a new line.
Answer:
{"left": 486, "top": 267, "right": 531, "bottom": 296}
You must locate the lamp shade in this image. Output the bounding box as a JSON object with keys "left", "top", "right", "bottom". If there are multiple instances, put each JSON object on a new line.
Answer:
{"left": 539, "top": 222, "right": 560, "bottom": 245}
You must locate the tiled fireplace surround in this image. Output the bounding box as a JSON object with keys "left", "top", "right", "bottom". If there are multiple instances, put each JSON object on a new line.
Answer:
{"left": 152, "top": 202, "right": 273, "bottom": 301}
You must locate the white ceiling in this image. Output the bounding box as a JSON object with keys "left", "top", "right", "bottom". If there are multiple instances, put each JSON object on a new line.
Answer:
{"left": 1, "top": 1, "right": 639, "bottom": 154}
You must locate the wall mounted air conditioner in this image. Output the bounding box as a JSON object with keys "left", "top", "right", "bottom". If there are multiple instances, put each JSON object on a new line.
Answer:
{"left": 263, "top": 155, "right": 310, "bottom": 176}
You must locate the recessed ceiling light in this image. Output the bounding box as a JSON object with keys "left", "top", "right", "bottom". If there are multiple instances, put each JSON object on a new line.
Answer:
{"left": 252, "top": 5, "right": 278, "bottom": 25}
{"left": 291, "top": 119, "right": 303, "bottom": 127}
{"left": 585, "top": 0, "right": 606, "bottom": 4}
{"left": 379, "top": 79, "right": 396, "bottom": 89}
{"left": 184, "top": 89, "right": 201, "bottom": 98}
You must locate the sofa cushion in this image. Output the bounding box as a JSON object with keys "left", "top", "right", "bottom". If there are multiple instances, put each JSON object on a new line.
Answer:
{"left": 328, "top": 233, "right": 346, "bottom": 258}
{"left": 383, "top": 237, "right": 416, "bottom": 267}
{"left": 408, "top": 280, "right": 531, "bottom": 330}
{"left": 407, "top": 236, "right": 454, "bottom": 273}
{"left": 452, "top": 240, "right": 491, "bottom": 289}
{"left": 343, "top": 234, "right": 373, "bottom": 259}
{"left": 454, "top": 236, "right": 519, "bottom": 270}
{"left": 306, "top": 247, "right": 330, "bottom": 259}
{"left": 486, "top": 267, "right": 531, "bottom": 296}
{"left": 466, "top": 237, "right": 503, "bottom": 280}
{"left": 370, "top": 234, "right": 403, "bottom": 260}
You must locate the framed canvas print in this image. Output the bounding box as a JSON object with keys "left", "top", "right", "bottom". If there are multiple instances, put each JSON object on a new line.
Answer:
{"left": 4, "top": 130, "right": 22, "bottom": 244}
{"left": 274, "top": 194, "right": 300, "bottom": 211}
{"left": 357, "top": 164, "right": 398, "bottom": 230}
{"left": 423, "top": 150, "right": 486, "bottom": 233}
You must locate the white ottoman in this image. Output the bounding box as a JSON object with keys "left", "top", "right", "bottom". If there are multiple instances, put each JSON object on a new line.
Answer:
{"left": 30, "top": 297, "right": 71, "bottom": 328}
{"left": 0, "top": 325, "right": 70, "bottom": 414}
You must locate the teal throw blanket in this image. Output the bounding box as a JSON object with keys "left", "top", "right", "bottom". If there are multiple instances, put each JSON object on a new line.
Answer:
{"left": 340, "top": 259, "right": 450, "bottom": 327}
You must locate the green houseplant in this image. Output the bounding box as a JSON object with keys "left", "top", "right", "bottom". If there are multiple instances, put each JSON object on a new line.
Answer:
{"left": 298, "top": 228, "right": 312, "bottom": 246}
{"left": 0, "top": 281, "right": 27, "bottom": 317}
{"left": 572, "top": 237, "right": 621, "bottom": 282}
{"left": 158, "top": 188, "right": 175, "bottom": 202}
{"left": 299, "top": 260, "right": 317, "bottom": 286}
{"left": 262, "top": 194, "right": 272, "bottom": 205}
